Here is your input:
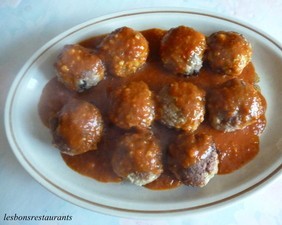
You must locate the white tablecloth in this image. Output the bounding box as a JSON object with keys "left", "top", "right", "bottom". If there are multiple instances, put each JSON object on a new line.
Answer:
{"left": 1, "top": 0, "right": 281, "bottom": 224}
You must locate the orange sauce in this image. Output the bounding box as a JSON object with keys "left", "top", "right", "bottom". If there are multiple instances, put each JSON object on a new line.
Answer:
{"left": 38, "top": 28, "right": 266, "bottom": 189}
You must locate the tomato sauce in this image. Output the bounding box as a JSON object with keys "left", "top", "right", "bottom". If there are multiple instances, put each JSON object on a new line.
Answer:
{"left": 38, "top": 28, "right": 266, "bottom": 190}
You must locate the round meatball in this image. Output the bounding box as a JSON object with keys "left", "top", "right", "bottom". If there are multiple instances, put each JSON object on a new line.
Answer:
{"left": 50, "top": 99, "right": 104, "bottom": 155}
{"left": 205, "top": 31, "right": 252, "bottom": 76}
{"left": 160, "top": 26, "right": 206, "bottom": 75}
{"left": 157, "top": 81, "right": 205, "bottom": 132}
{"left": 109, "top": 81, "right": 155, "bottom": 129}
{"left": 112, "top": 131, "right": 163, "bottom": 186}
{"left": 98, "top": 27, "right": 149, "bottom": 77}
{"left": 207, "top": 78, "right": 266, "bottom": 132}
{"left": 55, "top": 44, "right": 105, "bottom": 92}
{"left": 168, "top": 133, "right": 218, "bottom": 187}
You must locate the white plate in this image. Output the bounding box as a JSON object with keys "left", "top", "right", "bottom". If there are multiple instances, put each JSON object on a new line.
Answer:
{"left": 5, "top": 9, "right": 282, "bottom": 218}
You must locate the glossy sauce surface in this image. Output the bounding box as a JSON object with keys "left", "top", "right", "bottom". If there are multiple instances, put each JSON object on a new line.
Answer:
{"left": 38, "top": 29, "right": 266, "bottom": 190}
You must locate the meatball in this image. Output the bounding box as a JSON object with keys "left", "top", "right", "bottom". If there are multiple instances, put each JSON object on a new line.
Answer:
{"left": 50, "top": 99, "right": 104, "bottom": 155}
{"left": 207, "top": 78, "right": 266, "bottom": 132}
{"left": 98, "top": 27, "right": 149, "bottom": 77}
{"left": 109, "top": 81, "right": 155, "bottom": 129}
{"left": 157, "top": 81, "right": 205, "bottom": 132}
{"left": 112, "top": 131, "right": 163, "bottom": 186}
{"left": 160, "top": 26, "right": 206, "bottom": 75}
{"left": 55, "top": 44, "right": 105, "bottom": 92}
{"left": 168, "top": 133, "right": 218, "bottom": 187}
{"left": 205, "top": 31, "right": 252, "bottom": 76}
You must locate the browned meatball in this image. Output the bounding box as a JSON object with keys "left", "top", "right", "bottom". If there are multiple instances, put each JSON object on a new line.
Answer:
{"left": 112, "top": 131, "right": 163, "bottom": 186}
{"left": 55, "top": 44, "right": 105, "bottom": 92}
{"left": 50, "top": 99, "right": 104, "bottom": 155}
{"left": 109, "top": 81, "right": 155, "bottom": 129}
{"left": 168, "top": 133, "right": 218, "bottom": 187}
{"left": 205, "top": 31, "right": 252, "bottom": 76}
{"left": 207, "top": 78, "right": 266, "bottom": 132}
{"left": 157, "top": 81, "right": 205, "bottom": 132}
{"left": 160, "top": 26, "right": 206, "bottom": 75}
{"left": 98, "top": 27, "right": 149, "bottom": 77}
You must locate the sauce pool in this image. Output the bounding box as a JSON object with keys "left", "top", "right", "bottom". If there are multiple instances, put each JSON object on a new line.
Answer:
{"left": 38, "top": 28, "right": 266, "bottom": 190}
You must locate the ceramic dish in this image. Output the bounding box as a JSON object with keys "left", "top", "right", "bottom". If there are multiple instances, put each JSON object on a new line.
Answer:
{"left": 5, "top": 9, "right": 282, "bottom": 218}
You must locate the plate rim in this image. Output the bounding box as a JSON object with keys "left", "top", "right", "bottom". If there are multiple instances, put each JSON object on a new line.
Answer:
{"left": 4, "top": 8, "right": 282, "bottom": 218}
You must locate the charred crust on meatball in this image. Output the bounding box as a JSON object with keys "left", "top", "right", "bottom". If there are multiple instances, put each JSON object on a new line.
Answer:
{"left": 205, "top": 31, "right": 252, "bottom": 76}
{"left": 160, "top": 26, "right": 207, "bottom": 76}
{"left": 111, "top": 131, "right": 163, "bottom": 186}
{"left": 109, "top": 81, "right": 155, "bottom": 130}
{"left": 97, "top": 26, "right": 149, "bottom": 77}
{"left": 50, "top": 99, "right": 104, "bottom": 155}
{"left": 168, "top": 133, "right": 219, "bottom": 187}
{"left": 55, "top": 44, "right": 105, "bottom": 92}
{"left": 157, "top": 81, "right": 206, "bottom": 132}
{"left": 207, "top": 78, "right": 266, "bottom": 132}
